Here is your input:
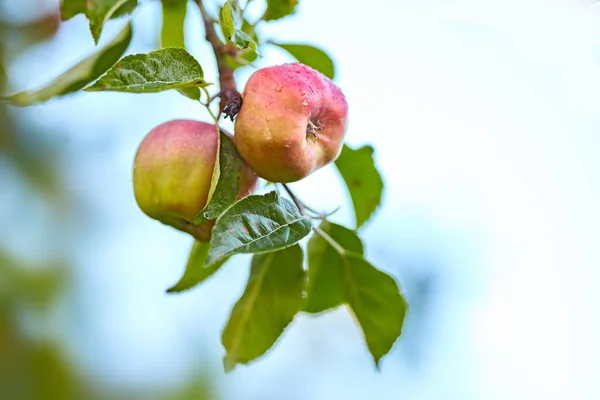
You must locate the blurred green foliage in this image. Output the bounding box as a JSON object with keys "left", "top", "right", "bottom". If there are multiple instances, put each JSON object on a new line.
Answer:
{"left": 0, "top": 14, "right": 65, "bottom": 201}
{"left": 0, "top": 263, "right": 83, "bottom": 400}
{"left": 0, "top": 8, "right": 218, "bottom": 400}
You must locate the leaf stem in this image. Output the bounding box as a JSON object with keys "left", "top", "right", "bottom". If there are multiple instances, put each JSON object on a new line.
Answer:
{"left": 280, "top": 183, "right": 340, "bottom": 220}
{"left": 200, "top": 86, "right": 219, "bottom": 125}
{"left": 281, "top": 184, "right": 310, "bottom": 214}
{"left": 313, "top": 226, "right": 346, "bottom": 255}
{"left": 281, "top": 184, "right": 346, "bottom": 254}
{"left": 280, "top": 183, "right": 341, "bottom": 221}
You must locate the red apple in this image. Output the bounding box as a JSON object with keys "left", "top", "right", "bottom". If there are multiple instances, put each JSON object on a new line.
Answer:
{"left": 234, "top": 63, "right": 348, "bottom": 183}
{"left": 133, "top": 120, "right": 258, "bottom": 241}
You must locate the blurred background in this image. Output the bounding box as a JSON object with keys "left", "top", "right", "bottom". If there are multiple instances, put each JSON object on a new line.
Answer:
{"left": 2, "top": 0, "right": 600, "bottom": 399}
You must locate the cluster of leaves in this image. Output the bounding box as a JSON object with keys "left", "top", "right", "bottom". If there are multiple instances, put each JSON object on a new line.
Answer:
{"left": 6, "top": 0, "right": 335, "bottom": 105}
{"left": 3, "top": 0, "right": 407, "bottom": 371}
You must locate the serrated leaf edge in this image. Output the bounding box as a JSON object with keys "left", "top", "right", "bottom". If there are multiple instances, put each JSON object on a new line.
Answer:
{"left": 84, "top": 47, "right": 211, "bottom": 92}
{"left": 206, "top": 192, "right": 312, "bottom": 266}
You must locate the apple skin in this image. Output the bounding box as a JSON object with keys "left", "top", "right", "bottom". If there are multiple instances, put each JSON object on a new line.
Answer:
{"left": 133, "top": 120, "right": 258, "bottom": 241}
{"left": 234, "top": 63, "right": 348, "bottom": 183}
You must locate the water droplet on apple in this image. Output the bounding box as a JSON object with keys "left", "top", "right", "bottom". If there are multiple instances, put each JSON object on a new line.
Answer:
{"left": 263, "top": 125, "right": 272, "bottom": 139}
{"left": 302, "top": 99, "right": 309, "bottom": 106}
{"left": 275, "top": 82, "right": 284, "bottom": 92}
{"left": 265, "top": 99, "right": 272, "bottom": 107}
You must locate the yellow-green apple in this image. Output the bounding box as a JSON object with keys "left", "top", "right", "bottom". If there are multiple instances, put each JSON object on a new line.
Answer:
{"left": 234, "top": 63, "right": 348, "bottom": 183}
{"left": 133, "top": 120, "right": 258, "bottom": 241}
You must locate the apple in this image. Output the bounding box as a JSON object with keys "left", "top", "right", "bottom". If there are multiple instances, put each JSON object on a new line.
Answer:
{"left": 133, "top": 120, "right": 258, "bottom": 241}
{"left": 234, "top": 63, "right": 348, "bottom": 183}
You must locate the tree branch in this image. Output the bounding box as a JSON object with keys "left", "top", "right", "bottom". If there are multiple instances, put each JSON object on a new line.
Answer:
{"left": 196, "top": 0, "right": 242, "bottom": 120}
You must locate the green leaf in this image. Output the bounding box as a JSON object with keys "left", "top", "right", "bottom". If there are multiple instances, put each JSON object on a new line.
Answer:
{"left": 231, "top": 30, "right": 251, "bottom": 49}
{"left": 335, "top": 144, "right": 384, "bottom": 230}
{"left": 240, "top": 44, "right": 260, "bottom": 62}
{"left": 160, "top": 0, "right": 192, "bottom": 101}
{"left": 161, "top": 0, "right": 187, "bottom": 48}
{"left": 304, "top": 220, "right": 364, "bottom": 313}
{"left": 60, "top": 0, "right": 86, "bottom": 20}
{"left": 222, "top": 244, "right": 305, "bottom": 371}
{"left": 84, "top": 47, "right": 211, "bottom": 93}
{"left": 206, "top": 191, "right": 312, "bottom": 266}
{"left": 219, "top": 1, "right": 235, "bottom": 41}
{"left": 241, "top": 17, "right": 258, "bottom": 38}
{"left": 86, "top": 0, "right": 137, "bottom": 44}
{"left": 271, "top": 43, "right": 335, "bottom": 79}
{"left": 166, "top": 240, "right": 229, "bottom": 293}
{"left": 176, "top": 87, "right": 201, "bottom": 100}
{"left": 220, "top": 1, "right": 244, "bottom": 43}
{"left": 204, "top": 132, "right": 222, "bottom": 222}
{"left": 229, "top": 0, "right": 243, "bottom": 26}
{"left": 5, "top": 22, "right": 132, "bottom": 107}
{"left": 342, "top": 253, "right": 407, "bottom": 366}
{"left": 312, "top": 221, "right": 407, "bottom": 366}
{"left": 232, "top": 30, "right": 260, "bottom": 52}
{"left": 193, "top": 131, "right": 243, "bottom": 225}
{"left": 263, "top": 0, "right": 298, "bottom": 21}
{"left": 59, "top": 0, "right": 136, "bottom": 44}
{"left": 223, "top": 19, "right": 260, "bottom": 70}
{"left": 59, "top": 0, "right": 137, "bottom": 23}
{"left": 111, "top": 0, "right": 138, "bottom": 18}
{"left": 231, "top": 30, "right": 260, "bottom": 59}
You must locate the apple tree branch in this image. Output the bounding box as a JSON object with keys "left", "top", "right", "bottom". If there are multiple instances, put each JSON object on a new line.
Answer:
{"left": 196, "top": 0, "right": 242, "bottom": 120}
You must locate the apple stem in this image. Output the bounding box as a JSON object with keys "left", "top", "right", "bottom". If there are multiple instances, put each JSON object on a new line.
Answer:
{"left": 307, "top": 119, "right": 322, "bottom": 133}
{"left": 306, "top": 119, "right": 322, "bottom": 142}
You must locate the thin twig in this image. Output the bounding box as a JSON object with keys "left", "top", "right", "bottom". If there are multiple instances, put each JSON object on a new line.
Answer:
{"left": 281, "top": 183, "right": 340, "bottom": 220}
{"left": 200, "top": 86, "right": 219, "bottom": 124}
{"left": 281, "top": 184, "right": 310, "bottom": 214}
